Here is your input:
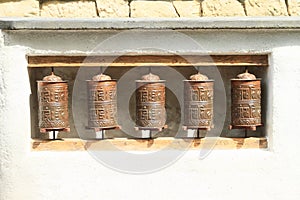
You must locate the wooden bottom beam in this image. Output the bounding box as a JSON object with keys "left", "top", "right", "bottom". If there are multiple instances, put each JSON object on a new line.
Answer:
{"left": 31, "top": 137, "right": 267, "bottom": 151}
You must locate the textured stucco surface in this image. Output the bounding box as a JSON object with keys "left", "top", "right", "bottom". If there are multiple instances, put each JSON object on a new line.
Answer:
{"left": 3, "top": 17, "right": 300, "bottom": 30}
{"left": 1, "top": 25, "right": 300, "bottom": 199}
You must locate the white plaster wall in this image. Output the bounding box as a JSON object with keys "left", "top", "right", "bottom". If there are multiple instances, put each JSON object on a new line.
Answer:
{"left": 1, "top": 29, "right": 300, "bottom": 200}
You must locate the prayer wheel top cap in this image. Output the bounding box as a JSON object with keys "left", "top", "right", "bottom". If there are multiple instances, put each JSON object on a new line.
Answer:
{"left": 42, "top": 72, "right": 63, "bottom": 82}
{"left": 92, "top": 73, "right": 112, "bottom": 81}
{"left": 141, "top": 73, "right": 160, "bottom": 81}
{"left": 236, "top": 70, "right": 256, "bottom": 80}
{"left": 190, "top": 72, "right": 209, "bottom": 81}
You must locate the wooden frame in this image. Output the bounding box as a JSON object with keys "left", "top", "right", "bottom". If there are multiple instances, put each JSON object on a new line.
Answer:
{"left": 29, "top": 54, "right": 269, "bottom": 151}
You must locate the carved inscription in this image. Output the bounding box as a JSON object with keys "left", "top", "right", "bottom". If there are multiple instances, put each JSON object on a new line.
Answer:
{"left": 136, "top": 82, "right": 166, "bottom": 128}
{"left": 190, "top": 86, "right": 213, "bottom": 101}
{"left": 38, "top": 83, "right": 69, "bottom": 129}
{"left": 184, "top": 81, "right": 214, "bottom": 128}
{"left": 87, "top": 81, "right": 118, "bottom": 128}
{"left": 231, "top": 80, "right": 262, "bottom": 127}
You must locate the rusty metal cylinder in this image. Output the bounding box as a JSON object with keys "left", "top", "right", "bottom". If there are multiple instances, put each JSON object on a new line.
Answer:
{"left": 183, "top": 72, "right": 214, "bottom": 130}
{"left": 230, "top": 71, "right": 262, "bottom": 130}
{"left": 37, "top": 72, "right": 69, "bottom": 131}
{"left": 136, "top": 73, "right": 166, "bottom": 129}
{"left": 87, "top": 73, "right": 118, "bottom": 129}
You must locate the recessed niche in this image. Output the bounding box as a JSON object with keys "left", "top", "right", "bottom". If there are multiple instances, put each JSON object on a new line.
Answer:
{"left": 28, "top": 54, "right": 269, "bottom": 140}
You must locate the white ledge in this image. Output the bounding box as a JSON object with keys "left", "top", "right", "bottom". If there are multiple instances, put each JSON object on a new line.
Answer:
{"left": 1, "top": 17, "right": 300, "bottom": 30}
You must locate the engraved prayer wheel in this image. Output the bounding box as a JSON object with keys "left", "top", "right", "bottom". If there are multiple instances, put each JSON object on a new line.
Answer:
{"left": 37, "top": 72, "right": 69, "bottom": 132}
{"left": 183, "top": 72, "right": 214, "bottom": 130}
{"left": 230, "top": 71, "right": 262, "bottom": 131}
{"left": 136, "top": 73, "right": 166, "bottom": 129}
{"left": 87, "top": 73, "right": 118, "bottom": 129}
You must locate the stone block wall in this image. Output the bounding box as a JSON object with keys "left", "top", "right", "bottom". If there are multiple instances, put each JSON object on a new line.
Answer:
{"left": 41, "top": 0, "right": 98, "bottom": 18}
{"left": 0, "top": 0, "right": 299, "bottom": 17}
{"left": 0, "top": 0, "right": 39, "bottom": 17}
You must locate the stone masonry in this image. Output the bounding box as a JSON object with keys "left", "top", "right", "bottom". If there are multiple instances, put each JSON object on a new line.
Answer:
{"left": 130, "top": 1, "right": 178, "bottom": 17}
{"left": 202, "top": 0, "right": 246, "bottom": 16}
{"left": 41, "top": 0, "right": 97, "bottom": 18}
{"left": 96, "top": 0, "right": 129, "bottom": 18}
{"left": 172, "top": 0, "right": 201, "bottom": 17}
{"left": 0, "top": 0, "right": 297, "bottom": 17}
{"left": 244, "top": 0, "right": 288, "bottom": 16}
{"left": 288, "top": 0, "right": 300, "bottom": 15}
{"left": 0, "top": 0, "right": 39, "bottom": 17}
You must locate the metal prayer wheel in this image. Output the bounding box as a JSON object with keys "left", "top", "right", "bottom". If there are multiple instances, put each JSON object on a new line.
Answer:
{"left": 136, "top": 73, "right": 166, "bottom": 129}
{"left": 37, "top": 72, "right": 69, "bottom": 132}
{"left": 230, "top": 71, "right": 262, "bottom": 131}
{"left": 183, "top": 72, "right": 214, "bottom": 130}
{"left": 87, "top": 73, "right": 118, "bottom": 129}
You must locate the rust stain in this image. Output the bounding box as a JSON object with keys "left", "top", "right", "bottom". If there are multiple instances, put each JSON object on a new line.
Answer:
{"left": 31, "top": 142, "right": 41, "bottom": 149}
{"left": 232, "top": 138, "right": 244, "bottom": 149}
{"left": 259, "top": 138, "right": 268, "bottom": 148}
{"left": 147, "top": 139, "right": 154, "bottom": 148}
{"left": 193, "top": 139, "right": 201, "bottom": 147}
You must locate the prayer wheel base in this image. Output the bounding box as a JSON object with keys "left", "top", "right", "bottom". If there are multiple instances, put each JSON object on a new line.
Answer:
{"left": 40, "top": 128, "right": 70, "bottom": 133}
{"left": 182, "top": 125, "right": 213, "bottom": 131}
{"left": 229, "top": 124, "right": 263, "bottom": 131}
{"left": 135, "top": 125, "right": 168, "bottom": 132}
{"left": 86, "top": 125, "right": 121, "bottom": 131}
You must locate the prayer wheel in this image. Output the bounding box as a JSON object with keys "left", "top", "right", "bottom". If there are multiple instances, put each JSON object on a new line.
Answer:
{"left": 87, "top": 73, "right": 118, "bottom": 129}
{"left": 230, "top": 71, "right": 262, "bottom": 131}
{"left": 136, "top": 73, "right": 166, "bottom": 129}
{"left": 183, "top": 72, "right": 214, "bottom": 130}
{"left": 37, "top": 72, "right": 69, "bottom": 132}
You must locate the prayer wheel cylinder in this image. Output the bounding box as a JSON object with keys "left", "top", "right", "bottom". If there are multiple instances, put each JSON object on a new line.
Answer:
{"left": 183, "top": 72, "right": 214, "bottom": 130}
{"left": 37, "top": 72, "right": 69, "bottom": 131}
{"left": 87, "top": 73, "right": 118, "bottom": 129}
{"left": 230, "top": 71, "right": 262, "bottom": 130}
{"left": 136, "top": 73, "right": 166, "bottom": 129}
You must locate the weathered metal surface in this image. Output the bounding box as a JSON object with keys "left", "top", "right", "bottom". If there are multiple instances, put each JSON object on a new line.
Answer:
{"left": 136, "top": 73, "right": 166, "bottom": 129}
{"left": 183, "top": 80, "right": 214, "bottom": 130}
{"left": 87, "top": 79, "right": 118, "bottom": 129}
{"left": 37, "top": 73, "right": 69, "bottom": 131}
{"left": 230, "top": 71, "right": 262, "bottom": 130}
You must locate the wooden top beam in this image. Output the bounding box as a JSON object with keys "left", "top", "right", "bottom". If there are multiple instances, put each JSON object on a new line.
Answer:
{"left": 27, "top": 55, "right": 268, "bottom": 68}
